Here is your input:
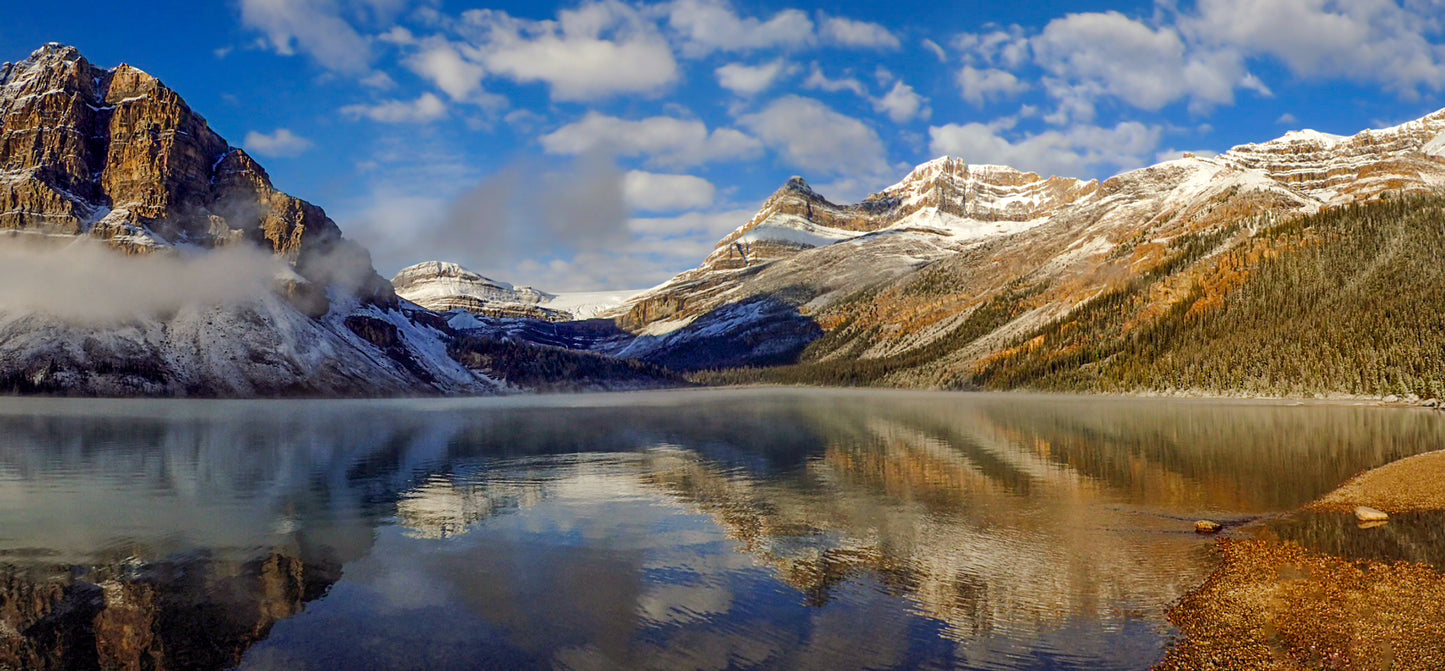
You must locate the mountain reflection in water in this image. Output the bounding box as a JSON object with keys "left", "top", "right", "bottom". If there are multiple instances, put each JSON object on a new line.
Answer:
{"left": 0, "top": 390, "right": 1440, "bottom": 670}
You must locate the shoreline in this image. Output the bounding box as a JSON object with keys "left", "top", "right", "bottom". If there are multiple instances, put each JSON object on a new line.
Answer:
{"left": 1157, "top": 450, "right": 1445, "bottom": 669}
{"left": 1, "top": 383, "right": 1444, "bottom": 411}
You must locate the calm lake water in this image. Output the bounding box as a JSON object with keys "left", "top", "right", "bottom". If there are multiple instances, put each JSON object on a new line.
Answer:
{"left": 0, "top": 389, "right": 1442, "bottom": 670}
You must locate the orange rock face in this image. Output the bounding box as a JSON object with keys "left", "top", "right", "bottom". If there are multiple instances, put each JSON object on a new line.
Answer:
{"left": 0, "top": 43, "right": 393, "bottom": 308}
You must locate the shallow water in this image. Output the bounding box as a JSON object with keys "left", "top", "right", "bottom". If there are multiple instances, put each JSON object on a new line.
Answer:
{"left": 0, "top": 389, "right": 1441, "bottom": 670}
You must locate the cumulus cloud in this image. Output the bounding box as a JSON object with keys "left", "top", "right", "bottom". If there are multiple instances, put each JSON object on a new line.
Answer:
{"left": 243, "top": 128, "right": 314, "bottom": 158}
{"left": 623, "top": 171, "right": 717, "bottom": 212}
{"left": 715, "top": 60, "right": 792, "bottom": 96}
{"left": 1032, "top": 11, "right": 1248, "bottom": 116}
{"left": 957, "top": 66, "right": 1029, "bottom": 107}
{"left": 1181, "top": 0, "right": 1445, "bottom": 94}
{"left": 456, "top": 1, "right": 678, "bottom": 101}
{"left": 665, "top": 0, "right": 815, "bottom": 56}
{"left": 239, "top": 0, "right": 374, "bottom": 74}
{"left": 406, "top": 38, "right": 488, "bottom": 101}
{"left": 928, "top": 120, "right": 1162, "bottom": 178}
{"left": 953, "top": 27, "right": 1031, "bottom": 70}
{"left": 738, "top": 95, "right": 889, "bottom": 176}
{"left": 378, "top": 25, "right": 417, "bottom": 45}
{"left": 540, "top": 112, "right": 763, "bottom": 167}
{"left": 818, "top": 15, "right": 900, "bottom": 49}
{"left": 946, "top": 3, "right": 1443, "bottom": 123}
{"left": 874, "top": 81, "right": 929, "bottom": 123}
{"left": 341, "top": 93, "right": 448, "bottom": 123}
{"left": 802, "top": 65, "right": 869, "bottom": 97}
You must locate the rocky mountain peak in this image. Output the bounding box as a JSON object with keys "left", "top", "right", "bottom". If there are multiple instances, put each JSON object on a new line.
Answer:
{"left": 0, "top": 43, "right": 392, "bottom": 308}
{"left": 781, "top": 175, "right": 820, "bottom": 197}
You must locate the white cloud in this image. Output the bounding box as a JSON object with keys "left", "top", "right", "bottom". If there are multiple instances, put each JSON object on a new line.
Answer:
{"left": 458, "top": 2, "right": 679, "bottom": 101}
{"left": 798, "top": 65, "right": 929, "bottom": 124}
{"left": 243, "top": 128, "right": 314, "bottom": 157}
{"left": 921, "top": 38, "right": 947, "bottom": 63}
{"left": 407, "top": 38, "right": 487, "bottom": 101}
{"left": 949, "top": 4, "right": 1441, "bottom": 123}
{"left": 1182, "top": 0, "right": 1445, "bottom": 94}
{"left": 1277, "top": 112, "right": 1299, "bottom": 125}
{"left": 665, "top": 0, "right": 814, "bottom": 57}
{"left": 819, "top": 15, "right": 900, "bottom": 49}
{"left": 715, "top": 60, "right": 791, "bottom": 96}
{"left": 540, "top": 112, "right": 763, "bottom": 167}
{"left": 1032, "top": 11, "right": 1247, "bottom": 116}
{"left": 957, "top": 66, "right": 1029, "bottom": 107}
{"left": 378, "top": 26, "right": 417, "bottom": 45}
{"left": 874, "top": 81, "right": 929, "bottom": 123}
{"left": 623, "top": 171, "right": 717, "bottom": 212}
{"left": 239, "top": 0, "right": 374, "bottom": 74}
{"left": 341, "top": 93, "right": 448, "bottom": 123}
{"left": 802, "top": 65, "right": 868, "bottom": 97}
{"left": 928, "top": 120, "right": 1163, "bottom": 178}
{"left": 738, "top": 95, "right": 888, "bottom": 176}
{"left": 953, "top": 27, "right": 1031, "bottom": 70}
{"left": 360, "top": 71, "right": 397, "bottom": 89}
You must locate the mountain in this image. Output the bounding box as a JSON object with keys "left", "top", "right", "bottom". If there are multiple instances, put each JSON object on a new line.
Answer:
{"left": 391, "top": 261, "right": 637, "bottom": 321}
{"left": 0, "top": 44, "right": 678, "bottom": 396}
{"left": 475, "top": 108, "right": 1445, "bottom": 397}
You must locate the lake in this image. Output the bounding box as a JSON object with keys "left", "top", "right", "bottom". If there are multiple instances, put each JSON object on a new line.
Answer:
{"left": 0, "top": 389, "right": 1441, "bottom": 670}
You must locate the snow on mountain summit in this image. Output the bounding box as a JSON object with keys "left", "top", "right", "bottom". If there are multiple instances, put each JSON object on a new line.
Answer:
{"left": 393, "top": 261, "right": 638, "bottom": 322}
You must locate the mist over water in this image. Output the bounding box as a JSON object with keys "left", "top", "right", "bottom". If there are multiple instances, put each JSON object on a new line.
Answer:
{"left": 1, "top": 390, "right": 1442, "bottom": 670}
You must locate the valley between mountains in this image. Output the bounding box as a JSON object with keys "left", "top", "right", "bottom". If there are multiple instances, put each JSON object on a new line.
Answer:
{"left": 4, "top": 43, "right": 1445, "bottom": 398}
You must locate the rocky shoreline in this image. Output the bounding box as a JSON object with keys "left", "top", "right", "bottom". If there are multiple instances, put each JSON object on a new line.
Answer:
{"left": 1157, "top": 451, "right": 1445, "bottom": 670}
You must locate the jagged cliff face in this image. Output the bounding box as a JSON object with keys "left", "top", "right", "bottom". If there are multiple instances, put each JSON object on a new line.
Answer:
{"left": 0, "top": 43, "right": 391, "bottom": 303}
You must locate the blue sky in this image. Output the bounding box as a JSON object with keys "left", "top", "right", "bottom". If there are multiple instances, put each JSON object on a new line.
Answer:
{"left": 4, "top": 1, "right": 1444, "bottom": 290}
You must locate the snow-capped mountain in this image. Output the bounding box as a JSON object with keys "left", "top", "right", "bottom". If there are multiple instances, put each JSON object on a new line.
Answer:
{"left": 392, "top": 261, "right": 638, "bottom": 322}
{"left": 0, "top": 44, "right": 676, "bottom": 396}
{"left": 487, "top": 106, "right": 1445, "bottom": 388}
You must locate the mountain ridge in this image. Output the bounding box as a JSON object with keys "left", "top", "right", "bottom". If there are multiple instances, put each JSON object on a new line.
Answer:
{"left": 427, "top": 103, "right": 1445, "bottom": 397}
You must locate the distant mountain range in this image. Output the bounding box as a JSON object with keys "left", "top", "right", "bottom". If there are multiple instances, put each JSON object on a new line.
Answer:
{"left": 4, "top": 43, "right": 1444, "bottom": 398}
